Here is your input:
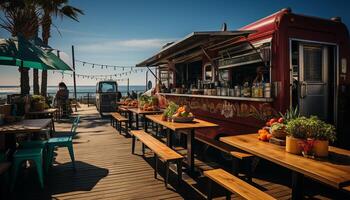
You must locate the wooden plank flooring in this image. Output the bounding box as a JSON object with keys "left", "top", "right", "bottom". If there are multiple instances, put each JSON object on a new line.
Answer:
{"left": 6, "top": 105, "right": 350, "bottom": 200}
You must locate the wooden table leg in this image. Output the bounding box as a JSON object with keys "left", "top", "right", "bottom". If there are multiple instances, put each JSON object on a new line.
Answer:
{"left": 207, "top": 178, "right": 213, "bottom": 200}
{"left": 144, "top": 115, "right": 148, "bottom": 133}
{"left": 128, "top": 111, "right": 132, "bottom": 129}
{"left": 166, "top": 129, "right": 172, "bottom": 147}
{"left": 187, "top": 129, "right": 195, "bottom": 172}
{"left": 135, "top": 114, "right": 139, "bottom": 130}
{"left": 292, "top": 171, "right": 304, "bottom": 200}
{"left": 51, "top": 118, "right": 55, "bottom": 135}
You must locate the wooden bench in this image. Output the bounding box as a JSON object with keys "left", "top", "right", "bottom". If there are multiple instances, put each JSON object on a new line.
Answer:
{"left": 130, "top": 130, "right": 183, "bottom": 188}
{"left": 204, "top": 168, "right": 276, "bottom": 200}
{"left": 111, "top": 112, "right": 129, "bottom": 135}
{"left": 195, "top": 134, "right": 254, "bottom": 180}
{"left": 343, "top": 185, "right": 350, "bottom": 193}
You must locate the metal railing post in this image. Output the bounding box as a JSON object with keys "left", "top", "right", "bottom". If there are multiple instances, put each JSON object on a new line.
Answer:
{"left": 87, "top": 92, "right": 90, "bottom": 107}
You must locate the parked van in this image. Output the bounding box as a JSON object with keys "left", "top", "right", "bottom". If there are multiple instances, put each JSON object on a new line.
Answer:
{"left": 96, "top": 81, "right": 118, "bottom": 114}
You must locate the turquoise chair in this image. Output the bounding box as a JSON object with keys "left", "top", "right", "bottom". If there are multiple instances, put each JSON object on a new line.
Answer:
{"left": 11, "top": 148, "right": 44, "bottom": 190}
{"left": 46, "top": 116, "right": 80, "bottom": 172}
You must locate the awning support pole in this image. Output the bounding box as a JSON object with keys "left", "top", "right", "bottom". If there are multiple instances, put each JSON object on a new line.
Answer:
{"left": 201, "top": 47, "right": 219, "bottom": 80}
{"left": 146, "top": 66, "right": 159, "bottom": 81}
{"left": 71, "top": 45, "right": 77, "bottom": 111}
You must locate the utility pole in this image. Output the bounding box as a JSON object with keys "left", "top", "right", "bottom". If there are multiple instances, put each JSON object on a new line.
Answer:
{"left": 71, "top": 45, "right": 77, "bottom": 111}
{"left": 127, "top": 78, "right": 130, "bottom": 94}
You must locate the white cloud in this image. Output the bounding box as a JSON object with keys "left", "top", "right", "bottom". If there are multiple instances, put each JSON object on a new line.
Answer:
{"left": 76, "top": 38, "right": 176, "bottom": 53}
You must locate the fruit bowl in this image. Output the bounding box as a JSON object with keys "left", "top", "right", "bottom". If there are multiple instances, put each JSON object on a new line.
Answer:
{"left": 172, "top": 116, "right": 195, "bottom": 123}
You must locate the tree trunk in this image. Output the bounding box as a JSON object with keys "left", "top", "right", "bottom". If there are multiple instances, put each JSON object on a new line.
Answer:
{"left": 19, "top": 67, "right": 30, "bottom": 95}
{"left": 41, "top": 12, "right": 51, "bottom": 97}
{"left": 33, "top": 69, "right": 39, "bottom": 94}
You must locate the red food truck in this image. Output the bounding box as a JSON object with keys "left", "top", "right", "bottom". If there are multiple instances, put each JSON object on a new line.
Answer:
{"left": 137, "top": 8, "right": 350, "bottom": 148}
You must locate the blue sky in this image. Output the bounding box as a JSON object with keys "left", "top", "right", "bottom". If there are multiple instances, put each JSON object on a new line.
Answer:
{"left": 1, "top": 0, "right": 349, "bottom": 86}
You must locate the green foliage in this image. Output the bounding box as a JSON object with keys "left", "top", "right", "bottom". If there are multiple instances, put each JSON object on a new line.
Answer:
{"left": 31, "top": 95, "right": 45, "bottom": 103}
{"left": 286, "top": 117, "right": 308, "bottom": 139}
{"left": 139, "top": 95, "right": 150, "bottom": 107}
{"left": 279, "top": 106, "right": 300, "bottom": 123}
{"left": 305, "top": 116, "right": 336, "bottom": 142}
{"left": 163, "top": 101, "right": 178, "bottom": 118}
{"left": 286, "top": 116, "right": 336, "bottom": 142}
{"left": 271, "top": 122, "right": 286, "bottom": 132}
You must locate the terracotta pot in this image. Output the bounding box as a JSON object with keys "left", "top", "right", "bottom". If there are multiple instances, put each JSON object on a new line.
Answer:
{"left": 312, "top": 140, "right": 329, "bottom": 157}
{"left": 285, "top": 136, "right": 302, "bottom": 155}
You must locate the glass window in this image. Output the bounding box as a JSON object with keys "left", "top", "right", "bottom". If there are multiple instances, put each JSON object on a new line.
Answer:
{"left": 219, "top": 69, "right": 229, "bottom": 82}
{"left": 204, "top": 63, "right": 213, "bottom": 82}
{"left": 99, "top": 82, "right": 116, "bottom": 93}
{"left": 304, "top": 46, "right": 323, "bottom": 82}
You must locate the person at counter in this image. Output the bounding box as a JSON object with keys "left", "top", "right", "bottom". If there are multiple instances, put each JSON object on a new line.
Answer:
{"left": 253, "top": 66, "right": 266, "bottom": 84}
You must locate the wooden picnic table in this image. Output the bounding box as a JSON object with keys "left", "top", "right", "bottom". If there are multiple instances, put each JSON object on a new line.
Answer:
{"left": 220, "top": 133, "right": 350, "bottom": 200}
{"left": 146, "top": 114, "right": 218, "bottom": 172}
{"left": 26, "top": 108, "right": 57, "bottom": 118}
{"left": 127, "top": 108, "right": 163, "bottom": 130}
{"left": 118, "top": 106, "right": 137, "bottom": 128}
{"left": 26, "top": 108, "right": 57, "bottom": 131}
{"left": 0, "top": 118, "right": 53, "bottom": 150}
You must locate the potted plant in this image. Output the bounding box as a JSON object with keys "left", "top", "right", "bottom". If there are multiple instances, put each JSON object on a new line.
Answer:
{"left": 162, "top": 101, "right": 178, "bottom": 121}
{"left": 306, "top": 116, "right": 336, "bottom": 157}
{"left": 285, "top": 117, "right": 308, "bottom": 154}
{"left": 31, "top": 95, "right": 46, "bottom": 111}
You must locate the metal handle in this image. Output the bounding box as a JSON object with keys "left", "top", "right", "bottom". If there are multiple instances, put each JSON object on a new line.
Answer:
{"left": 300, "top": 82, "right": 307, "bottom": 99}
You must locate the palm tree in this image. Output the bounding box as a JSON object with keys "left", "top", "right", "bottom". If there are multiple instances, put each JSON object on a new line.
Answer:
{"left": 39, "top": 0, "right": 83, "bottom": 97}
{"left": 0, "top": 0, "right": 40, "bottom": 95}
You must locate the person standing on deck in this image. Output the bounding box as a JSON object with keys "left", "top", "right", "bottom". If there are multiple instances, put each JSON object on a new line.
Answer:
{"left": 55, "top": 82, "right": 70, "bottom": 118}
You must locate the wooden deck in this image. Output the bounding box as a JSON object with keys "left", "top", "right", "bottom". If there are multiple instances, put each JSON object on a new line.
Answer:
{"left": 7, "top": 105, "right": 350, "bottom": 200}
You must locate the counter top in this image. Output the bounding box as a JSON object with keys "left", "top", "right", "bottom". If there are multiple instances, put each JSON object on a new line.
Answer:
{"left": 157, "top": 93, "right": 274, "bottom": 103}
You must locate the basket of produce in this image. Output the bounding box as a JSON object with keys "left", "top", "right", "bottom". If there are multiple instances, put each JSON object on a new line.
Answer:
{"left": 171, "top": 105, "right": 194, "bottom": 123}
{"left": 139, "top": 95, "right": 159, "bottom": 111}
{"left": 269, "top": 118, "right": 287, "bottom": 139}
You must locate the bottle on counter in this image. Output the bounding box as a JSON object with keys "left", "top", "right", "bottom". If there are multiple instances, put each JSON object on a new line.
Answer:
{"left": 258, "top": 83, "right": 264, "bottom": 97}
{"left": 242, "top": 82, "right": 251, "bottom": 97}
{"left": 234, "top": 85, "right": 241, "bottom": 97}
{"left": 264, "top": 83, "right": 271, "bottom": 98}
{"left": 252, "top": 84, "right": 256, "bottom": 97}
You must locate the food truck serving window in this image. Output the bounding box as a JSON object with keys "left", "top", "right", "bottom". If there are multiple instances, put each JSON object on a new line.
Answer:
{"left": 216, "top": 40, "right": 271, "bottom": 87}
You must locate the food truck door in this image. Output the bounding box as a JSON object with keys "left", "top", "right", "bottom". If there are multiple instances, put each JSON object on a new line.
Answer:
{"left": 299, "top": 44, "right": 329, "bottom": 120}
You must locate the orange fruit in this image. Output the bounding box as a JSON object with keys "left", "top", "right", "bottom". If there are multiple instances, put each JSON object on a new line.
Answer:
{"left": 266, "top": 134, "right": 273, "bottom": 140}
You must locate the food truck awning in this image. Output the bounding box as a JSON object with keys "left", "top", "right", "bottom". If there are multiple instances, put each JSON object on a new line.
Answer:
{"left": 136, "top": 31, "right": 254, "bottom": 67}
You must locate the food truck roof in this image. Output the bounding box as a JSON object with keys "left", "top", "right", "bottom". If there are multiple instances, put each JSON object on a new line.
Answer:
{"left": 136, "top": 31, "right": 254, "bottom": 67}
{"left": 136, "top": 8, "right": 349, "bottom": 68}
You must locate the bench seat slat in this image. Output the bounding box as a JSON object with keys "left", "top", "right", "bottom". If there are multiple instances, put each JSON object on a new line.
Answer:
{"left": 131, "top": 130, "right": 183, "bottom": 161}
{"left": 204, "top": 169, "right": 276, "bottom": 200}
{"left": 111, "top": 113, "right": 128, "bottom": 122}
{"left": 195, "top": 134, "right": 253, "bottom": 160}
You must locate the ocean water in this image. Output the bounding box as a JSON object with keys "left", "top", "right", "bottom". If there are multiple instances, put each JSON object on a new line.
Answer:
{"left": 0, "top": 85, "right": 146, "bottom": 99}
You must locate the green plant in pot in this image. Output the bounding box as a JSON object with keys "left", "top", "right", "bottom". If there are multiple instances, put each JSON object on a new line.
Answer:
{"left": 285, "top": 117, "right": 308, "bottom": 155}
{"left": 31, "top": 95, "right": 46, "bottom": 111}
{"left": 305, "top": 116, "right": 336, "bottom": 157}
{"left": 162, "top": 101, "right": 178, "bottom": 121}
